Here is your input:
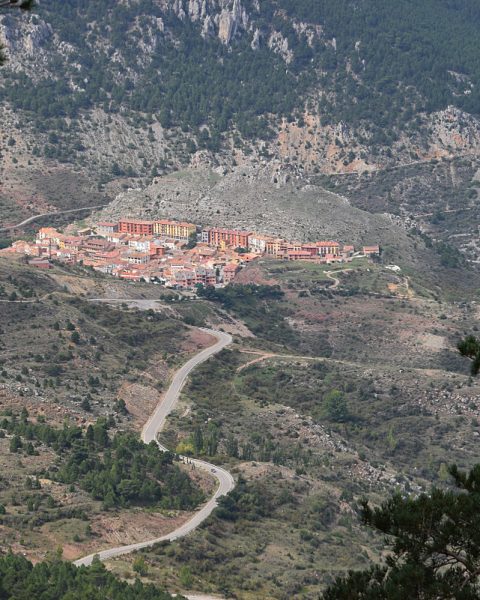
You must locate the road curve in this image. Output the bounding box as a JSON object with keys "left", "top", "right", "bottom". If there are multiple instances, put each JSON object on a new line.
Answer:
{"left": 74, "top": 328, "right": 234, "bottom": 568}
{"left": 0, "top": 204, "right": 108, "bottom": 232}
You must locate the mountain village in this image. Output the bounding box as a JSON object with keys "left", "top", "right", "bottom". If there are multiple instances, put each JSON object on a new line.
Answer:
{"left": 2, "top": 217, "right": 380, "bottom": 289}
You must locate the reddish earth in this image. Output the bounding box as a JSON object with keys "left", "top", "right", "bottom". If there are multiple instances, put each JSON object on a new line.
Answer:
{"left": 234, "top": 264, "right": 280, "bottom": 286}
{"left": 57, "top": 509, "right": 197, "bottom": 561}
{"left": 182, "top": 327, "right": 217, "bottom": 353}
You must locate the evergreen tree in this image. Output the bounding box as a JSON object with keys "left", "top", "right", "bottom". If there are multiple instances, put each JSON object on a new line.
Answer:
{"left": 458, "top": 335, "right": 480, "bottom": 375}
{"left": 323, "top": 464, "right": 480, "bottom": 599}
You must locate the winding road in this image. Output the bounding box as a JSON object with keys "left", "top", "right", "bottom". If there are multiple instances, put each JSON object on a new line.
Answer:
{"left": 0, "top": 204, "right": 108, "bottom": 233}
{"left": 74, "top": 328, "right": 235, "bottom": 568}
{"left": 325, "top": 268, "right": 352, "bottom": 289}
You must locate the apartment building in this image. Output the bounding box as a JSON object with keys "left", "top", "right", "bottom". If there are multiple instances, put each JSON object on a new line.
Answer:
{"left": 223, "top": 263, "right": 239, "bottom": 282}
{"left": 118, "top": 219, "right": 155, "bottom": 236}
{"left": 316, "top": 241, "right": 341, "bottom": 257}
{"left": 153, "top": 220, "right": 196, "bottom": 240}
{"left": 265, "top": 238, "right": 286, "bottom": 256}
{"left": 96, "top": 222, "right": 118, "bottom": 236}
{"left": 205, "top": 228, "right": 251, "bottom": 249}
{"left": 249, "top": 234, "right": 275, "bottom": 254}
{"left": 363, "top": 245, "right": 380, "bottom": 256}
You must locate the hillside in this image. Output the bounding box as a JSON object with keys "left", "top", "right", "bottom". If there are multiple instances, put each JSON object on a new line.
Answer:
{"left": 4, "top": 3, "right": 480, "bottom": 598}
{"left": 0, "top": 256, "right": 218, "bottom": 565}
{"left": 104, "top": 258, "right": 480, "bottom": 598}
{"left": 1, "top": 0, "right": 480, "bottom": 211}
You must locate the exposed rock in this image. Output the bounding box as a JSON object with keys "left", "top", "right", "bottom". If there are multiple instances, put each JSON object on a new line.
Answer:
{"left": 96, "top": 163, "right": 416, "bottom": 254}
{"left": 171, "top": 0, "right": 186, "bottom": 20}
{"left": 202, "top": 14, "right": 215, "bottom": 37}
{"left": 0, "top": 14, "right": 52, "bottom": 73}
{"left": 188, "top": 0, "right": 203, "bottom": 21}
{"left": 268, "top": 31, "right": 293, "bottom": 63}
{"left": 251, "top": 28, "right": 261, "bottom": 50}
{"left": 216, "top": 0, "right": 248, "bottom": 44}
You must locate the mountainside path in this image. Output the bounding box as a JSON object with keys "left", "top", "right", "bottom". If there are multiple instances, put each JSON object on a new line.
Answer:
{"left": 0, "top": 204, "right": 108, "bottom": 232}
{"left": 74, "top": 328, "right": 234, "bottom": 568}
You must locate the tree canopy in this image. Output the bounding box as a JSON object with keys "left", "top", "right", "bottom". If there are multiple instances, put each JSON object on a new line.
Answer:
{"left": 323, "top": 465, "right": 480, "bottom": 599}
{"left": 0, "top": 552, "right": 181, "bottom": 599}
{"left": 458, "top": 335, "right": 480, "bottom": 375}
{"left": 2, "top": 0, "right": 480, "bottom": 144}
{"left": 1, "top": 414, "right": 204, "bottom": 510}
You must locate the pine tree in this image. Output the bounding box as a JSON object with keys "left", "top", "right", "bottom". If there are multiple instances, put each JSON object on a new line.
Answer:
{"left": 323, "top": 464, "right": 480, "bottom": 599}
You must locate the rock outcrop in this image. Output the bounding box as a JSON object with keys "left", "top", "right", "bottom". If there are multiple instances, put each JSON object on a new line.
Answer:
{"left": 0, "top": 14, "right": 52, "bottom": 74}
{"left": 168, "top": 0, "right": 249, "bottom": 44}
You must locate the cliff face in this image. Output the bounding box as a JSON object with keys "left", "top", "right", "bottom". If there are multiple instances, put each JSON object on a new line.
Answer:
{"left": 1, "top": 0, "right": 480, "bottom": 186}
{"left": 0, "top": 13, "right": 53, "bottom": 74}
{"left": 162, "top": 0, "right": 250, "bottom": 43}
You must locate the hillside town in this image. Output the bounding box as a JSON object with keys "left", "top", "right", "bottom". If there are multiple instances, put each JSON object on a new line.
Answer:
{"left": 2, "top": 217, "right": 380, "bottom": 289}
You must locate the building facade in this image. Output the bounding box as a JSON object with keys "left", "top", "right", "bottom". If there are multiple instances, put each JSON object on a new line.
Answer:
{"left": 316, "top": 242, "right": 341, "bottom": 257}
{"left": 118, "top": 219, "right": 155, "bottom": 236}
{"left": 153, "top": 220, "right": 196, "bottom": 240}
{"left": 205, "top": 228, "right": 251, "bottom": 249}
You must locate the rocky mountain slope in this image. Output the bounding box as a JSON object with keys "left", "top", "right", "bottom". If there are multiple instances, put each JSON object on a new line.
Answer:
{"left": 1, "top": 0, "right": 480, "bottom": 273}
{"left": 1, "top": 0, "right": 480, "bottom": 177}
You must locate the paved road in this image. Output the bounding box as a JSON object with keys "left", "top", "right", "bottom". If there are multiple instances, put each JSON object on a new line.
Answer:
{"left": 0, "top": 204, "right": 107, "bottom": 232}
{"left": 74, "top": 328, "right": 234, "bottom": 568}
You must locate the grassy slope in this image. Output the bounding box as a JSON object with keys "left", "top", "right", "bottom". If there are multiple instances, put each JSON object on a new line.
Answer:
{"left": 106, "top": 259, "right": 480, "bottom": 599}
{"left": 0, "top": 255, "right": 211, "bottom": 563}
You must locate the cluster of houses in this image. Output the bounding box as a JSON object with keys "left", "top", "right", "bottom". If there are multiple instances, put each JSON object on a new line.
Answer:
{"left": 3, "top": 217, "right": 380, "bottom": 289}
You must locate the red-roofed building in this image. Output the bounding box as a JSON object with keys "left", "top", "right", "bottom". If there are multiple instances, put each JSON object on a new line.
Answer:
{"left": 300, "top": 244, "right": 318, "bottom": 257}
{"left": 118, "top": 219, "right": 155, "bottom": 236}
{"left": 154, "top": 220, "right": 196, "bottom": 240}
{"left": 316, "top": 241, "right": 341, "bottom": 257}
{"left": 223, "top": 263, "right": 239, "bottom": 283}
{"left": 205, "top": 228, "right": 251, "bottom": 249}
{"left": 363, "top": 245, "right": 380, "bottom": 256}
{"left": 287, "top": 250, "right": 317, "bottom": 261}
{"left": 28, "top": 258, "right": 53, "bottom": 269}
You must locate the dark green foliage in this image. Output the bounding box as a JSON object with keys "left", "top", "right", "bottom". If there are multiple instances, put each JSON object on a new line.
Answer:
{"left": 458, "top": 335, "right": 480, "bottom": 375}
{"left": 323, "top": 464, "right": 480, "bottom": 599}
{"left": 274, "top": 0, "right": 480, "bottom": 124}
{"left": 215, "top": 476, "right": 275, "bottom": 522}
{"left": 114, "top": 398, "right": 129, "bottom": 415}
{"left": 0, "top": 415, "right": 203, "bottom": 510}
{"left": 5, "top": 0, "right": 479, "bottom": 150}
{"left": 0, "top": 0, "right": 298, "bottom": 140}
{"left": 186, "top": 232, "right": 197, "bottom": 250}
{"left": 0, "top": 552, "right": 179, "bottom": 599}
{"left": 198, "top": 284, "right": 297, "bottom": 347}
{"left": 55, "top": 432, "right": 203, "bottom": 510}
{"left": 323, "top": 389, "right": 349, "bottom": 422}
{"left": 197, "top": 283, "right": 284, "bottom": 306}
{"left": 437, "top": 242, "right": 465, "bottom": 269}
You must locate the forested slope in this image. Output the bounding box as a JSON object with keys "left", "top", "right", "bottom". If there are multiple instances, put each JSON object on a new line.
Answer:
{"left": 1, "top": 0, "right": 480, "bottom": 161}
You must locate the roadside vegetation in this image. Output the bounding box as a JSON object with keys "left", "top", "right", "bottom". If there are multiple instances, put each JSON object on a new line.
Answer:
{"left": 0, "top": 256, "right": 189, "bottom": 419}
{"left": 0, "top": 257, "right": 208, "bottom": 561}
{"left": 198, "top": 283, "right": 299, "bottom": 347}
{"left": 1, "top": 412, "right": 203, "bottom": 511}
{"left": 130, "top": 258, "right": 480, "bottom": 598}
{"left": 0, "top": 552, "right": 180, "bottom": 600}
{"left": 324, "top": 464, "right": 480, "bottom": 599}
